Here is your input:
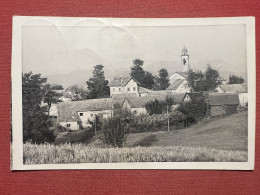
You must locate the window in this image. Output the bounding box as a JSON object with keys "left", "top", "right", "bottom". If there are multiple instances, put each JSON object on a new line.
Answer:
{"left": 80, "top": 113, "right": 83, "bottom": 116}
{"left": 67, "top": 124, "right": 71, "bottom": 127}
{"left": 133, "top": 87, "right": 136, "bottom": 91}
{"left": 127, "top": 87, "right": 130, "bottom": 91}
{"left": 90, "top": 113, "right": 93, "bottom": 117}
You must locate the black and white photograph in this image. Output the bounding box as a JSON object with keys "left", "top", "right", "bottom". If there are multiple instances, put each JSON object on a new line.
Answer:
{"left": 11, "top": 16, "right": 255, "bottom": 170}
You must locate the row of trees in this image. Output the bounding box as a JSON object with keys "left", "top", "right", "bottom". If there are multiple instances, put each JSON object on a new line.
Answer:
{"left": 130, "top": 59, "right": 170, "bottom": 90}
{"left": 83, "top": 59, "right": 171, "bottom": 101}
{"left": 186, "top": 65, "right": 244, "bottom": 92}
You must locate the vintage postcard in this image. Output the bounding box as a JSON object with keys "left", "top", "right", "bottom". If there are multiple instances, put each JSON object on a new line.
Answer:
{"left": 11, "top": 16, "right": 255, "bottom": 170}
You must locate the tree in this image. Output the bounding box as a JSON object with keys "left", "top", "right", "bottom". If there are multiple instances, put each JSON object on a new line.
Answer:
{"left": 130, "top": 59, "right": 155, "bottom": 89}
{"left": 142, "top": 71, "right": 155, "bottom": 89}
{"left": 204, "top": 65, "right": 222, "bottom": 91}
{"left": 51, "top": 84, "right": 63, "bottom": 90}
{"left": 228, "top": 74, "right": 244, "bottom": 84}
{"left": 155, "top": 68, "right": 170, "bottom": 90}
{"left": 22, "top": 72, "right": 55, "bottom": 143}
{"left": 86, "top": 65, "right": 110, "bottom": 99}
{"left": 65, "top": 84, "right": 88, "bottom": 101}
{"left": 130, "top": 59, "right": 145, "bottom": 83}
{"left": 187, "top": 65, "right": 222, "bottom": 92}
{"left": 43, "top": 84, "right": 63, "bottom": 114}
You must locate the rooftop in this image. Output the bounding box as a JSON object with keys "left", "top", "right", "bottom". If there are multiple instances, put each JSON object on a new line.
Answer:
{"left": 58, "top": 98, "right": 113, "bottom": 122}
{"left": 207, "top": 93, "right": 240, "bottom": 106}
{"left": 217, "top": 83, "right": 247, "bottom": 93}
{"left": 167, "top": 79, "right": 185, "bottom": 90}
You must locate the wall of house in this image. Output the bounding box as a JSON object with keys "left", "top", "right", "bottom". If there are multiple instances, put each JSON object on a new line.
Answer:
{"left": 49, "top": 104, "right": 58, "bottom": 117}
{"left": 183, "top": 94, "right": 191, "bottom": 102}
{"left": 210, "top": 105, "right": 226, "bottom": 117}
{"left": 239, "top": 93, "right": 248, "bottom": 107}
{"left": 215, "top": 87, "right": 224, "bottom": 93}
{"left": 77, "top": 110, "right": 113, "bottom": 128}
{"left": 124, "top": 79, "right": 139, "bottom": 95}
{"left": 59, "top": 122, "right": 79, "bottom": 131}
{"left": 110, "top": 86, "right": 123, "bottom": 96}
{"left": 210, "top": 105, "right": 238, "bottom": 117}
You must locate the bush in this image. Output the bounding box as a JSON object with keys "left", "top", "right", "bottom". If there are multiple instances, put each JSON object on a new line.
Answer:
{"left": 145, "top": 97, "right": 174, "bottom": 115}
{"left": 99, "top": 117, "right": 126, "bottom": 147}
{"left": 177, "top": 98, "right": 207, "bottom": 124}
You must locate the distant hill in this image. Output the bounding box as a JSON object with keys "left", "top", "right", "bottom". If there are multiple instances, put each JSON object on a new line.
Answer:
{"left": 46, "top": 69, "right": 91, "bottom": 89}
{"left": 45, "top": 63, "right": 247, "bottom": 89}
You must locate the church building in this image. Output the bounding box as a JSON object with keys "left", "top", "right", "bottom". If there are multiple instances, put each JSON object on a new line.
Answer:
{"left": 167, "top": 47, "right": 191, "bottom": 94}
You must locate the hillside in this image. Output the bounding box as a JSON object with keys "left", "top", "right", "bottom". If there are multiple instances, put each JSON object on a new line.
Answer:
{"left": 124, "top": 111, "right": 248, "bottom": 151}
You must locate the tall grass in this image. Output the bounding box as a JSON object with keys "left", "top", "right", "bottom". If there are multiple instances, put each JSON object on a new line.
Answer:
{"left": 23, "top": 142, "right": 247, "bottom": 164}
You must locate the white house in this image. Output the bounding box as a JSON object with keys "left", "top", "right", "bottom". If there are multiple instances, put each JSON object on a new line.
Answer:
{"left": 58, "top": 98, "right": 114, "bottom": 130}
{"left": 109, "top": 77, "right": 140, "bottom": 97}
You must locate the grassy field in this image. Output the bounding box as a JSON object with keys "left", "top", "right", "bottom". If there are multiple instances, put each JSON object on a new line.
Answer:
{"left": 23, "top": 111, "right": 248, "bottom": 164}
{"left": 24, "top": 142, "right": 247, "bottom": 164}
{"left": 124, "top": 111, "right": 248, "bottom": 151}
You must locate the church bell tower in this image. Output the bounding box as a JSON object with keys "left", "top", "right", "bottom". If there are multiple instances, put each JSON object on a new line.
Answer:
{"left": 181, "top": 46, "right": 190, "bottom": 72}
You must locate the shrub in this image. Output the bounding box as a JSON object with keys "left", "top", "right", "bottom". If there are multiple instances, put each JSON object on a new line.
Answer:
{"left": 99, "top": 117, "right": 126, "bottom": 147}
{"left": 145, "top": 97, "right": 174, "bottom": 115}
{"left": 177, "top": 97, "right": 207, "bottom": 124}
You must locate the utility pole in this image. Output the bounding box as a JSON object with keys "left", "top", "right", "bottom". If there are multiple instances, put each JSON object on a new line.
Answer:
{"left": 167, "top": 105, "right": 170, "bottom": 132}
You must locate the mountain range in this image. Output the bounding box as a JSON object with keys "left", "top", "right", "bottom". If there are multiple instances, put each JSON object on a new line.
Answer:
{"left": 45, "top": 61, "right": 247, "bottom": 89}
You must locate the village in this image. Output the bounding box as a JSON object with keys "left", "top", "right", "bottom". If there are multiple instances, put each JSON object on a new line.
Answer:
{"left": 47, "top": 47, "right": 248, "bottom": 131}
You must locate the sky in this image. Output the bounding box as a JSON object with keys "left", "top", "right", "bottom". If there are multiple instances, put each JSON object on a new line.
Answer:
{"left": 22, "top": 24, "right": 247, "bottom": 79}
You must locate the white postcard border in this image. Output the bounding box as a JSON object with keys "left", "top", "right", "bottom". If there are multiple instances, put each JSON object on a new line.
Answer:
{"left": 11, "top": 16, "right": 255, "bottom": 170}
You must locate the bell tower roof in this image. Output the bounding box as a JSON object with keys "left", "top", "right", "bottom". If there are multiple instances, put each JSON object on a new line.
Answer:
{"left": 182, "top": 46, "right": 188, "bottom": 55}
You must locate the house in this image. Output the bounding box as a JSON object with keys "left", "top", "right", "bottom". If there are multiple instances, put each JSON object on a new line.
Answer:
{"left": 215, "top": 83, "right": 248, "bottom": 107}
{"left": 122, "top": 95, "right": 174, "bottom": 115}
{"left": 58, "top": 98, "right": 114, "bottom": 130}
{"left": 109, "top": 77, "right": 140, "bottom": 97}
{"left": 206, "top": 93, "right": 240, "bottom": 117}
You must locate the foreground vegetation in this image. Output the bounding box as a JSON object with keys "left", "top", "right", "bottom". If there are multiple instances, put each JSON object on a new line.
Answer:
{"left": 24, "top": 142, "right": 247, "bottom": 164}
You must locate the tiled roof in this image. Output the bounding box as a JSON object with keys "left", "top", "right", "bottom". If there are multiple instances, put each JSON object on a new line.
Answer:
{"left": 167, "top": 79, "right": 185, "bottom": 90}
{"left": 145, "top": 90, "right": 173, "bottom": 96}
{"left": 109, "top": 77, "right": 140, "bottom": 87}
{"left": 217, "top": 83, "right": 247, "bottom": 93}
{"left": 175, "top": 72, "right": 188, "bottom": 79}
{"left": 58, "top": 98, "right": 113, "bottom": 122}
{"left": 207, "top": 93, "right": 239, "bottom": 106}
